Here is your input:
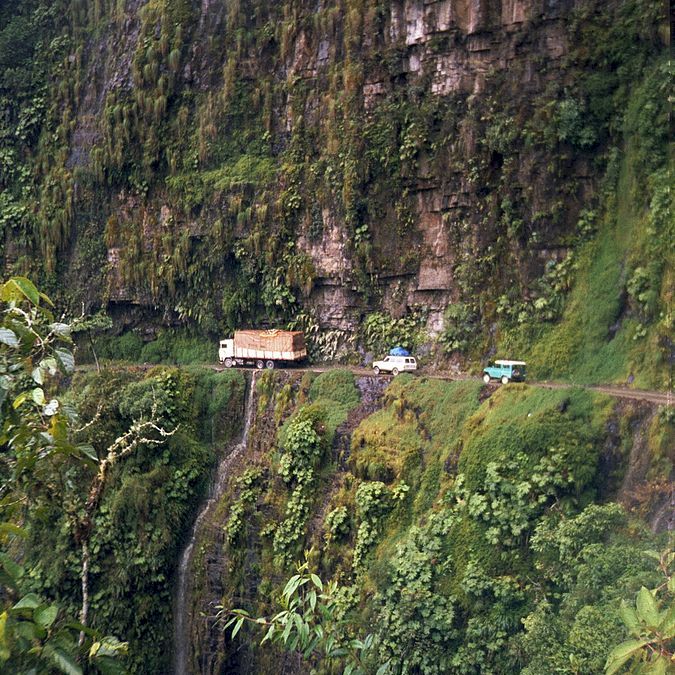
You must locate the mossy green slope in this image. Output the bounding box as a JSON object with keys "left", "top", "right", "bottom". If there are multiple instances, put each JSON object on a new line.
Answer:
{"left": 209, "top": 373, "right": 670, "bottom": 673}
{"left": 513, "top": 58, "right": 673, "bottom": 388}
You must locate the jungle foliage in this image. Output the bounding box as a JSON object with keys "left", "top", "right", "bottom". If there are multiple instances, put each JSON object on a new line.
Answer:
{"left": 0, "top": 275, "right": 246, "bottom": 673}
{"left": 215, "top": 372, "right": 672, "bottom": 674}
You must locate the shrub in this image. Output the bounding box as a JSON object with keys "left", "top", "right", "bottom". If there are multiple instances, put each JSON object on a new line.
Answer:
{"left": 361, "top": 311, "right": 426, "bottom": 356}
{"left": 555, "top": 97, "right": 598, "bottom": 149}
{"left": 439, "top": 303, "right": 476, "bottom": 353}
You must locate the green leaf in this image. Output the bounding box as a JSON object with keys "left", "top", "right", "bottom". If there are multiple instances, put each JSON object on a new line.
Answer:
{"left": 32, "top": 367, "right": 44, "bottom": 385}
{"left": 605, "top": 639, "right": 649, "bottom": 675}
{"left": 636, "top": 586, "right": 660, "bottom": 627}
{"left": 0, "top": 522, "right": 27, "bottom": 539}
{"left": 232, "top": 617, "right": 244, "bottom": 639}
{"left": 0, "top": 612, "right": 10, "bottom": 662}
{"left": 91, "top": 655, "right": 127, "bottom": 675}
{"left": 40, "top": 357, "right": 58, "bottom": 375}
{"left": 62, "top": 621, "right": 96, "bottom": 637}
{"left": 645, "top": 657, "right": 668, "bottom": 675}
{"left": 32, "top": 388, "right": 45, "bottom": 405}
{"left": 660, "top": 601, "right": 675, "bottom": 637}
{"left": 0, "top": 328, "right": 19, "bottom": 348}
{"left": 643, "top": 550, "right": 661, "bottom": 561}
{"left": 35, "top": 605, "right": 58, "bottom": 628}
{"left": 44, "top": 643, "right": 83, "bottom": 675}
{"left": 13, "top": 593, "right": 41, "bottom": 610}
{"left": 55, "top": 349, "right": 75, "bottom": 374}
{"left": 283, "top": 574, "right": 301, "bottom": 599}
{"left": 49, "top": 323, "right": 71, "bottom": 338}
{"left": 261, "top": 623, "right": 275, "bottom": 644}
{"left": 310, "top": 573, "right": 323, "bottom": 590}
{"left": 620, "top": 601, "right": 641, "bottom": 636}
{"left": 77, "top": 445, "right": 99, "bottom": 463}
{"left": 12, "top": 391, "right": 28, "bottom": 409}
{"left": 4, "top": 277, "right": 40, "bottom": 305}
{"left": 0, "top": 556, "right": 22, "bottom": 592}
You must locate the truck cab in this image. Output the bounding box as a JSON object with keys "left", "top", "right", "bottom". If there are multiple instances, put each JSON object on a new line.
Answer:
{"left": 483, "top": 360, "right": 526, "bottom": 384}
{"left": 218, "top": 340, "right": 234, "bottom": 364}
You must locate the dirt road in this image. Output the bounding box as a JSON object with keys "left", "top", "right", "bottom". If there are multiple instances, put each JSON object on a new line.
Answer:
{"left": 214, "top": 364, "right": 674, "bottom": 407}
{"left": 77, "top": 362, "right": 673, "bottom": 406}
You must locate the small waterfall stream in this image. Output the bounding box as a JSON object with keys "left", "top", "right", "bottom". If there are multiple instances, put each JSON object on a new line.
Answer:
{"left": 173, "top": 372, "right": 257, "bottom": 675}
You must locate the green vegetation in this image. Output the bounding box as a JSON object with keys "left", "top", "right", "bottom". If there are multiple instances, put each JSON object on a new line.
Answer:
{"left": 3, "top": 276, "right": 671, "bottom": 673}
{"left": 1, "top": 276, "right": 246, "bottom": 672}
{"left": 498, "top": 24, "right": 671, "bottom": 387}
{"left": 91, "top": 329, "right": 215, "bottom": 365}
{"left": 361, "top": 311, "right": 427, "bottom": 356}
{"left": 0, "top": 277, "right": 127, "bottom": 673}
{"left": 516, "top": 59, "right": 673, "bottom": 387}
{"left": 1, "top": 0, "right": 672, "bottom": 671}
{"left": 216, "top": 373, "right": 671, "bottom": 674}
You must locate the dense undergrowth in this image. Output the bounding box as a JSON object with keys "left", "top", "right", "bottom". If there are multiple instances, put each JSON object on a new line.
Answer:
{"left": 22, "top": 365, "right": 245, "bottom": 672}
{"left": 3, "top": 308, "right": 671, "bottom": 674}
{"left": 198, "top": 370, "right": 671, "bottom": 674}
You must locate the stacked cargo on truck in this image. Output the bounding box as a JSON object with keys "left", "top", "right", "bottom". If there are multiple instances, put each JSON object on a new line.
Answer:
{"left": 219, "top": 330, "right": 307, "bottom": 369}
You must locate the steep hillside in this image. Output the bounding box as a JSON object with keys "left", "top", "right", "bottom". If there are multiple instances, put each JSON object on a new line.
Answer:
{"left": 0, "top": 0, "right": 671, "bottom": 384}
{"left": 183, "top": 370, "right": 672, "bottom": 674}
{"left": 9, "top": 360, "right": 672, "bottom": 673}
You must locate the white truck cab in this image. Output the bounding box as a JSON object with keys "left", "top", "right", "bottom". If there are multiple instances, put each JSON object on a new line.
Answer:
{"left": 372, "top": 355, "right": 417, "bottom": 376}
{"left": 218, "top": 339, "right": 234, "bottom": 363}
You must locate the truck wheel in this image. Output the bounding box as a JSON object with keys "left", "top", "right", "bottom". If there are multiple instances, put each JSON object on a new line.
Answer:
{"left": 392, "top": 368, "right": 399, "bottom": 376}
{"left": 256, "top": 360, "right": 264, "bottom": 370}
{"left": 483, "top": 373, "right": 491, "bottom": 384}
{"left": 265, "top": 360, "right": 275, "bottom": 370}
{"left": 501, "top": 375, "right": 509, "bottom": 385}
{"left": 224, "top": 358, "right": 233, "bottom": 368}
{"left": 373, "top": 366, "right": 380, "bottom": 375}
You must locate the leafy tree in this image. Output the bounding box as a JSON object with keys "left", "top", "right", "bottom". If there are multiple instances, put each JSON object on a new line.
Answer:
{"left": 605, "top": 549, "right": 674, "bottom": 675}
{"left": 222, "top": 554, "right": 389, "bottom": 675}
{"left": 0, "top": 277, "right": 126, "bottom": 673}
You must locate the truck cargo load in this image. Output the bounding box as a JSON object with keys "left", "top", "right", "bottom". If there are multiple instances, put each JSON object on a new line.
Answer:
{"left": 219, "top": 329, "right": 307, "bottom": 369}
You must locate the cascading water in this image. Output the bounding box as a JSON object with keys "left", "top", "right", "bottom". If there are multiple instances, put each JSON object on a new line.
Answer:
{"left": 173, "top": 371, "right": 257, "bottom": 675}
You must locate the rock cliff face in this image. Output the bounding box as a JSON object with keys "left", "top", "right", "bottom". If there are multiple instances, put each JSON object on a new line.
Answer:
{"left": 1, "top": 0, "right": 669, "bottom": 378}
{"left": 72, "top": 0, "right": 583, "bottom": 331}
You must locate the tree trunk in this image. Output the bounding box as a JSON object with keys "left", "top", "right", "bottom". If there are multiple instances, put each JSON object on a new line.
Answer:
{"left": 90, "top": 334, "right": 100, "bottom": 373}
{"left": 79, "top": 540, "right": 90, "bottom": 646}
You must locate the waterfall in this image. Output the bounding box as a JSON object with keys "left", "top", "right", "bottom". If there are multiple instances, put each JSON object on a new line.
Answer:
{"left": 173, "top": 372, "right": 257, "bottom": 675}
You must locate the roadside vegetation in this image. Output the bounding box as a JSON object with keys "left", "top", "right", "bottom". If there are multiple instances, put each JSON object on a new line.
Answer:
{"left": 210, "top": 371, "right": 673, "bottom": 673}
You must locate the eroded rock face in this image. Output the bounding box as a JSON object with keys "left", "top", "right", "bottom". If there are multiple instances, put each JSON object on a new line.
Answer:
{"left": 265, "top": 0, "right": 576, "bottom": 331}
{"left": 25, "top": 0, "right": 618, "bottom": 336}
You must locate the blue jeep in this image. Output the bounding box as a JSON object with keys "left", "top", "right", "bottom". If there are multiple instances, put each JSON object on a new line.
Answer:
{"left": 483, "top": 360, "right": 527, "bottom": 384}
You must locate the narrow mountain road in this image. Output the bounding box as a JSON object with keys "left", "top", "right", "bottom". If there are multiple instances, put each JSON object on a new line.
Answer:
{"left": 212, "top": 364, "right": 674, "bottom": 406}
{"left": 76, "top": 363, "right": 673, "bottom": 406}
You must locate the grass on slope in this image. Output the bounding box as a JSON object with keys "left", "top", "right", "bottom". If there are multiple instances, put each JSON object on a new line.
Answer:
{"left": 519, "top": 62, "right": 672, "bottom": 389}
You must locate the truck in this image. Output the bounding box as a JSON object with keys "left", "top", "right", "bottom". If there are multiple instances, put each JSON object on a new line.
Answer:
{"left": 218, "top": 330, "right": 307, "bottom": 369}
{"left": 483, "top": 360, "right": 527, "bottom": 384}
